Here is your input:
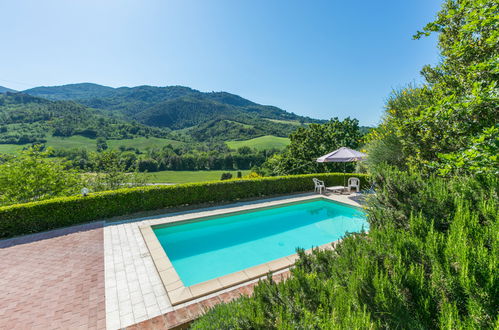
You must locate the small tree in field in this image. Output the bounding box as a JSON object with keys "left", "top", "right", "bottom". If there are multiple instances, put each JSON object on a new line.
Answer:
{"left": 0, "top": 146, "right": 82, "bottom": 205}
{"left": 220, "top": 172, "right": 233, "bottom": 180}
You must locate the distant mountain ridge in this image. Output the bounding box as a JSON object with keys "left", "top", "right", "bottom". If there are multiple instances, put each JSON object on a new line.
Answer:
{"left": 0, "top": 86, "right": 17, "bottom": 93}
{"left": 0, "top": 82, "right": 329, "bottom": 145}
{"left": 23, "top": 83, "right": 310, "bottom": 121}
{"left": 21, "top": 83, "right": 323, "bottom": 140}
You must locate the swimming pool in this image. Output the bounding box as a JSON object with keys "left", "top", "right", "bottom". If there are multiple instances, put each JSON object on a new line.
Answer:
{"left": 152, "top": 198, "right": 368, "bottom": 287}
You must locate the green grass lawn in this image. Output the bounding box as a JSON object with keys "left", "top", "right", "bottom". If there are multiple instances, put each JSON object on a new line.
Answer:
{"left": 144, "top": 170, "right": 250, "bottom": 184}
{"left": 0, "top": 134, "right": 288, "bottom": 155}
{"left": 0, "top": 136, "right": 184, "bottom": 154}
{"left": 44, "top": 136, "right": 98, "bottom": 150}
{"left": 106, "top": 137, "right": 183, "bottom": 150}
{"left": 226, "top": 135, "right": 290, "bottom": 151}
{"left": 0, "top": 143, "right": 28, "bottom": 154}
{"left": 264, "top": 118, "right": 304, "bottom": 126}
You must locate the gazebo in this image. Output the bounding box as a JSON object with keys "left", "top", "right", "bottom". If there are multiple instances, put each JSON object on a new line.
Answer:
{"left": 316, "top": 147, "right": 366, "bottom": 192}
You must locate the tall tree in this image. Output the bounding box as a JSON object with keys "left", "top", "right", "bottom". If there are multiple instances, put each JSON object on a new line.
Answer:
{"left": 366, "top": 0, "right": 498, "bottom": 175}
{"left": 263, "top": 117, "right": 362, "bottom": 175}
{"left": 0, "top": 146, "right": 82, "bottom": 205}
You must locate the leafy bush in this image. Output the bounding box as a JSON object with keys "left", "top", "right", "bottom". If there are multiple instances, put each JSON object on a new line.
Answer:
{"left": 0, "top": 148, "right": 146, "bottom": 207}
{"left": 192, "top": 169, "right": 498, "bottom": 329}
{"left": 261, "top": 117, "right": 364, "bottom": 175}
{"left": 0, "top": 146, "right": 82, "bottom": 205}
{"left": 437, "top": 125, "right": 499, "bottom": 176}
{"left": 220, "top": 172, "right": 233, "bottom": 180}
{"left": 0, "top": 173, "right": 368, "bottom": 238}
{"left": 365, "top": 0, "right": 498, "bottom": 175}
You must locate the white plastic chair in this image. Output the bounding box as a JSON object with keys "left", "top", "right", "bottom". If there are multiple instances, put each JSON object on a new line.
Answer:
{"left": 348, "top": 177, "right": 360, "bottom": 193}
{"left": 312, "top": 178, "right": 325, "bottom": 194}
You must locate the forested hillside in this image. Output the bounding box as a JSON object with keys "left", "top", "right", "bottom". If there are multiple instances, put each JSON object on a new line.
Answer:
{"left": 24, "top": 83, "right": 320, "bottom": 126}
{"left": 5, "top": 83, "right": 324, "bottom": 143}
{"left": 0, "top": 92, "right": 170, "bottom": 144}
{"left": 0, "top": 86, "right": 17, "bottom": 93}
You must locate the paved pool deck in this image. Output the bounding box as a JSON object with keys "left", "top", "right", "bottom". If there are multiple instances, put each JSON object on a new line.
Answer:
{"left": 0, "top": 192, "right": 364, "bottom": 329}
{"left": 0, "top": 222, "right": 106, "bottom": 329}
{"left": 104, "top": 192, "right": 364, "bottom": 328}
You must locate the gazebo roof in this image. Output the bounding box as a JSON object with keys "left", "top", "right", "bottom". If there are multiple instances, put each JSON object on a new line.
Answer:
{"left": 316, "top": 147, "right": 366, "bottom": 163}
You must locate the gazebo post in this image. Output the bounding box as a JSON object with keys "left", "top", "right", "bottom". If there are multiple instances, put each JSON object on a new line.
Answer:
{"left": 343, "top": 162, "right": 346, "bottom": 188}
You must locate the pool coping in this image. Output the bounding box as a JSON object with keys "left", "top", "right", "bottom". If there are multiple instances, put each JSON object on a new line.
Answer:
{"left": 139, "top": 194, "right": 363, "bottom": 306}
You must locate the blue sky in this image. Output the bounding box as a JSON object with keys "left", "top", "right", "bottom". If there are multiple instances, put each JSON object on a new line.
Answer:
{"left": 0, "top": 0, "right": 441, "bottom": 126}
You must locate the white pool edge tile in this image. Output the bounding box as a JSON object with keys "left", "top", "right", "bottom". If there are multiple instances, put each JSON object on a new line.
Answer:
{"left": 104, "top": 192, "right": 363, "bottom": 329}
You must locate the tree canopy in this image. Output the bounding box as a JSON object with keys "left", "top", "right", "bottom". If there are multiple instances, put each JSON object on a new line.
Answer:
{"left": 366, "top": 0, "right": 498, "bottom": 175}
{"left": 261, "top": 117, "right": 363, "bottom": 175}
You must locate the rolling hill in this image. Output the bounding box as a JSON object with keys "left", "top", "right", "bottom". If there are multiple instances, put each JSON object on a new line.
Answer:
{"left": 20, "top": 83, "right": 323, "bottom": 142}
{"left": 226, "top": 136, "right": 290, "bottom": 151}
{"left": 0, "top": 83, "right": 329, "bottom": 153}
{"left": 0, "top": 92, "right": 171, "bottom": 145}
{"left": 0, "top": 86, "right": 17, "bottom": 93}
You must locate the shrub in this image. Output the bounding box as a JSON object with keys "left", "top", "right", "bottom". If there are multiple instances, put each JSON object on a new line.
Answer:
{"left": 0, "top": 173, "right": 368, "bottom": 238}
{"left": 0, "top": 146, "right": 82, "bottom": 206}
{"left": 137, "top": 158, "right": 159, "bottom": 172}
{"left": 220, "top": 172, "right": 233, "bottom": 180}
{"left": 192, "top": 170, "right": 498, "bottom": 329}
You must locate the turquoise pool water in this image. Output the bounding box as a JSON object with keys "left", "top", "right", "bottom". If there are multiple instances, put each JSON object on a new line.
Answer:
{"left": 153, "top": 199, "right": 368, "bottom": 286}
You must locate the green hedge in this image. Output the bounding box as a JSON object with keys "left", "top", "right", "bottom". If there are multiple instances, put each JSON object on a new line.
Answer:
{"left": 0, "top": 173, "right": 368, "bottom": 239}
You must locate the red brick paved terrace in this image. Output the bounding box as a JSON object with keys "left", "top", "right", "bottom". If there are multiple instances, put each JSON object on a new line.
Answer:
{"left": 0, "top": 218, "right": 290, "bottom": 329}
{"left": 0, "top": 194, "right": 356, "bottom": 329}
{"left": 0, "top": 222, "right": 105, "bottom": 329}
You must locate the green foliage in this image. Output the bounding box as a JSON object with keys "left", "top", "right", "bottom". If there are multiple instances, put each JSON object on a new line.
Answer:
{"left": 0, "top": 173, "right": 368, "bottom": 238}
{"left": 23, "top": 83, "right": 114, "bottom": 100}
{"left": 437, "top": 125, "right": 499, "bottom": 176}
{"left": 366, "top": 0, "right": 498, "bottom": 175}
{"left": 0, "top": 86, "right": 16, "bottom": 93}
{"left": 261, "top": 117, "right": 363, "bottom": 175}
{"left": 192, "top": 169, "right": 498, "bottom": 329}
{"left": 96, "top": 137, "right": 108, "bottom": 152}
{"left": 220, "top": 172, "right": 233, "bottom": 180}
{"left": 49, "top": 143, "right": 273, "bottom": 172}
{"left": 0, "top": 147, "right": 148, "bottom": 207}
{"left": 21, "top": 83, "right": 322, "bottom": 142}
{"left": 0, "top": 146, "right": 82, "bottom": 205}
{"left": 0, "top": 92, "right": 171, "bottom": 144}
{"left": 84, "top": 150, "right": 146, "bottom": 191}
{"left": 226, "top": 135, "right": 290, "bottom": 151}
{"left": 143, "top": 170, "right": 251, "bottom": 184}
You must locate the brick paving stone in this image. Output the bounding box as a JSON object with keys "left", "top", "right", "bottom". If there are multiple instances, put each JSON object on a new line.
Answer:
{"left": 0, "top": 222, "right": 105, "bottom": 329}
{"left": 127, "top": 270, "right": 292, "bottom": 329}
{"left": 200, "top": 296, "right": 222, "bottom": 310}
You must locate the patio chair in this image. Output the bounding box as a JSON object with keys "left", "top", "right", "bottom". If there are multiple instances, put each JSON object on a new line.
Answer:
{"left": 312, "top": 178, "right": 325, "bottom": 194}
{"left": 347, "top": 177, "right": 361, "bottom": 193}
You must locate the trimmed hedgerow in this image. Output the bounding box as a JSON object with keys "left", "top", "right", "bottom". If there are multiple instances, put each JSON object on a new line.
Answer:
{"left": 0, "top": 173, "right": 368, "bottom": 238}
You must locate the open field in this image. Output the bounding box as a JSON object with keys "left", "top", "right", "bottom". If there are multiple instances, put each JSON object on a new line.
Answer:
{"left": 265, "top": 118, "right": 305, "bottom": 126}
{"left": 0, "top": 136, "right": 183, "bottom": 154}
{"left": 106, "top": 137, "right": 183, "bottom": 150}
{"left": 45, "top": 136, "right": 99, "bottom": 150}
{"left": 0, "top": 144, "right": 26, "bottom": 154}
{"left": 143, "top": 170, "right": 250, "bottom": 184}
{"left": 0, "top": 134, "right": 288, "bottom": 155}
{"left": 226, "top": 135, "right": 290, "bottom": 151}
